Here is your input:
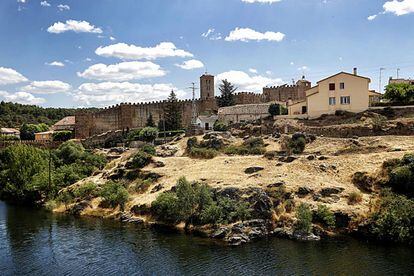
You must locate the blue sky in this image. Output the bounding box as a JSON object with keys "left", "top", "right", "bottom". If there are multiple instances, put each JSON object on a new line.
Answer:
{"left": 0, "top": 0, "right": 414, "bottom": 107}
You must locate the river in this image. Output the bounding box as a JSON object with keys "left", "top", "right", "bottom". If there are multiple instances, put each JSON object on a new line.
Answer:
{"left": 1, "top": 201, "right": 413, "bottom": 275}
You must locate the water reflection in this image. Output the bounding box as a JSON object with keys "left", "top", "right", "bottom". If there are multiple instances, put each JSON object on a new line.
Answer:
{"left": 1, "top": 201, "right": 413, "bottom": 275}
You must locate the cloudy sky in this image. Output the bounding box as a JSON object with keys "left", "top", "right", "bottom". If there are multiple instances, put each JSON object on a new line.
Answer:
{"left": 1, "top": 0, "right": 414, "bottom": 107}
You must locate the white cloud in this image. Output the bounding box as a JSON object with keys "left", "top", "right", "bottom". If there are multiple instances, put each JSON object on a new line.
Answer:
{"left": 17, "top": 0, "right": 26, "bottom": 3}
{"left": 0, "top": 67, "right": 28, "bottom": 85}
{"left": 249, "top": 68, "right": 258, "bottom": 74}
{"left": 45, "top": 61, "right": 65, "bottom": 67}
{"left": 225, "top": 27, "right": 285, "bottom": 42}
{"left": 290, "top": 62, "right": 295, "bottom": 66}
{"left": 242, "top": 0, "right": 281, "bottom": 3}
{"left": 298, "top": 66, "right": 309, "bottom": 71}
{"left": 202, "top": 28, "right": 215, "bottom": 37}
{"left": 77, "top": 61, "right": 166, "bottom": 81}
{"left": 0, "top": 91, "right": 45, "bottom": 105}
{"left": 57, "top": 4, "right": 70, "bottom": 11}
{"left": 109, "top": 36, "right": 116, "bottom": 41}
{"left": 175, "top": 59, "right": 204, "bottom": 70}
{"left": 21, "top": 80, "right": 71, "bottom": 94}
{"left": 201, "top": 28, "right": 222, "bottom": 40}
{"left": 383, "top": 0, "right": 414, "bottom": 16}
{"left": 216, "top": 70, "right": 283, "bottom": 92}
{"left": 266, "top": 70, "right": 272, "bottom": 75}
{"left": 73, "top": 82, "right": 186, "bottom": 106}
{"left": 95, "top": 42, "right": 193, "bottom": 60}
{"left": 47, "top": 20, "right": 102, "bottom": 34}
{"left": 40, "top": 1, "right": 51, "bottom": 7}
{"left": 367, "top": 14, "right": 378, "bottom": 20}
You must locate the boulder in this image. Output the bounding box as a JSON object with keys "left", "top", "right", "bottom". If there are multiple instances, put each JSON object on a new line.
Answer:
{"left": 320, "top": 187, "right": 345, "bottom": 197}
{"left": 296, "top": 186, "right": 314, "bottom": 197}
{"left": 211, "top": 227, "right": 229, "bottom": 239}
{"left": 267, "top": 181, "right": 285, "bottom": 189}
{"left": 292, "top": 231, "right": 321, "bottom": 241}
{"left": 335, "top": 211, "right": 352, "bottom": 228}
{"left": 244, "top": 166, "right": 264, "bottom": 174}
{"left": 130, "top": 204, "right": 151, "bottom": 216}
{"left": 151, "top": 184, "right": 164, "bottom": 193}
{"left": 120, "top": 212, "right": 144, "bottom": 224}
{"left": 279, "top": 156, "right": 297, "bottom": 163}
{"left": 249, "top": 190, "right": 273, "bottom": 219}
{"left": 153, "top": 161, "right": 165, "bottom": 168}
{"left": 156, "top": 145, "right": 178, "bottom": 157}
{"left": 68, "top": 200, "right": 90, "bottom": 216}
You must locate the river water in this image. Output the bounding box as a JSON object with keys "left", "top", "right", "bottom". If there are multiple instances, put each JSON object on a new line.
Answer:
{"left": 1, "top": 201, "right": 413, "bottom": 275}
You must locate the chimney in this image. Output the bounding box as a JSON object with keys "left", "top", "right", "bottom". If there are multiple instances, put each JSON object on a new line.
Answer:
{"left": 353, "top": 68, "right": 358, "bottom": 75}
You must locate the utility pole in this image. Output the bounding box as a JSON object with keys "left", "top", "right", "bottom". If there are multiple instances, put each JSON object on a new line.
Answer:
{"left": 190, "top": 82, "right": 198, "bottom": 126}
{"left": 379, "top": 67, "right": 385, "bottom": 93}
{"left": 397, "top": 68, "right": 400, "bottom": 79}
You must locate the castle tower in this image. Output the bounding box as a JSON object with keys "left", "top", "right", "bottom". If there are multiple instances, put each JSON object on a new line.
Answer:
{"left": 200, "top": 73, "right": 215, "bottom": 100}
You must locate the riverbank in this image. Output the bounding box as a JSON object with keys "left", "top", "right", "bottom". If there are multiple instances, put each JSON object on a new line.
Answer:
{"left": 50, "top": 133, "right": 414, "bottom": 245}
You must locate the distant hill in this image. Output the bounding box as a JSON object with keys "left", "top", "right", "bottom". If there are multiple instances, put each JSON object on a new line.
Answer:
{"left": 0, "top": 101, "right": 98, "bottom": 128}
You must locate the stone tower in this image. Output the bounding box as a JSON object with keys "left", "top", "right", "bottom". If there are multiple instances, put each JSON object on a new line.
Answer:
{"left": 200, "top": 73, "right": 215, "bottom": 100}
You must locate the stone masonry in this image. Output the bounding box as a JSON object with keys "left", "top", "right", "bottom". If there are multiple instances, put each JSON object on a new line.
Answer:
{"left": 75, "top": 74, "right": 311, "bottom": 139}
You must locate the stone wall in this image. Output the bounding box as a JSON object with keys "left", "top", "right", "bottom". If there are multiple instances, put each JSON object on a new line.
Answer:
{"left": 218, "top": 103, "right": 274, "bottom": 124}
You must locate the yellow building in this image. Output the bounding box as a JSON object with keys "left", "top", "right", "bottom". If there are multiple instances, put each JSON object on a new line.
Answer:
{"left": 35, "top": 131, "right": 54, "bottom": 142}
{"left": 288, "top": 69, "right": 371, "bottom": 118}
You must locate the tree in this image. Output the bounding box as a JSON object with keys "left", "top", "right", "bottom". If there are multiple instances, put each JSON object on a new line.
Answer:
{"left": 138, "top": 127, "right": 158, "bottom": 143}
{"left": 164, "top": 90, "right": 182, "bottom": 131}
{"left": 20, "top": 123, "right": 49, "bottom": 140}
{"left": 384, "top": 83, "right": 414, "bottom": 103}
{"left": 269, "top": 103, "right": 287, "bottom": 116}
{"left": 217, "top": 80, "right": 236, "bottom": 107}
{"left": 146, "top": 113, "right": 155, "bottom": 127}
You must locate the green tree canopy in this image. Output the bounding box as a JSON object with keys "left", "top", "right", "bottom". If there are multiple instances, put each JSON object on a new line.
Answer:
{"left": 384, "top": 83, "right": 414, "bottom": 103}
{"left": 164, "top": 90, "right": 182, "bottom": 131}
{"left": 146, "top": 113, "right": 155, "bottom": 127}
{"left": 217, "top": 80, "right": 237, "bottom": 107}
{"left": 20, "top": 123, "right": 49, "bottom": 140}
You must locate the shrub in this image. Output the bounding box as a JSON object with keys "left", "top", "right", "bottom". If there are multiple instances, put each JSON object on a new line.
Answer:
{"left": 284, "top": 199, "right": 295, "bottom": 213}
{"left": 138, "top": 127, "right": 158, "bottom": 143}
{"left": 389, "top": 166, "right": 413, "bottom": 195}
{"left": 127, "top": 129, "right": 141, "bottom": 142}
{"left": 186, "top": 137, "right": 198, "bottom": 149}
{"left": 268, "top": 103, "right": 287, "bottom": 116}
{"left": 213, "top": 121, "right": 228, "bottom": 131}
{"left": 140, "top": 144, "right": 156, "bottom": 156}
{"left": 224, "top": 138, "right": 266, "bottom": 156}
{"left": 294, "top": 203, "right": 313, "bottom": 234}
{"left": 281, "top": 135, "right": 306, "bottom": 155}
{"left": 151, "top": 192, "right": 180, "bottom": 223}
{"left": 188, "top": 147, "right": 218, "bottom": 159}
{"left": 56, "top": 191, "right": 73, "bottom": 208}
{"left": 99, "top": 181, "right": 129, "bottom": 210}
{"left": 201, "top": 203, "right": 223, "bottom": 225}
{"left": 348, "top": 191, "right": 363, "bottom": 205}
{"left": 128, "top": 151, "right": 152, "bottom": 169}
{"left": 369, "top": 190, "right": 414, "bottom": 243}
{"left": 243, "top": 137, "right": 264, "bottom": 148}
{"left": 314, "top": 204, "right": 335, "bottom": 228}
{"left": 73, "top": 182, "right": 97, "bottom": 199}
{"left": 352, "top": 171, "right": 374, "bottom": 192}
{"left": 52, "top": 131, "right": 73, "bottom": 142}
{"left": 131, "top": 179, "right": 153, "bottom": 194}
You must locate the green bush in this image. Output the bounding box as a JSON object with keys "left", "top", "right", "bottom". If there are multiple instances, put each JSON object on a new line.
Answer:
{"left": 140, "top": 144, "right": 156, "bottom": 156}
{"left": 99, "top": 181, "right": 129, "bottom": 210}
{"left": 389, "top": 166, "right": 413, "bottom": 195}
{"left": 151, "top": 192, "right": 180, "bottom": 223}
{"left": 128, "top": 151, "right": 152, "bottom": 169}
{"left": 0, "top": 135, "right": 19, "bottom": 141}
{"left": 224, "top": 137, "right": 266, "bottom": 156}
{"left": 295, "top": 203, "right": 313, "bottom": 234}
{"left": 281, "top": 135, "right": 307, "bottom": 155}
{"left": 56, "top": 191, "right": 73, "bottom": 208}
{"left": 131, "top": 179, "right": 153, "bottom": 194}
{"left": 52, "top": 131, "right": 73, "bottom": 142}
{"left": 269, "top": 103, "right": 288, "bottom": 116}
{"left": 213, "top": 121, "right": 229, "bottom": 131}
{"left": 314, "top": 204, "right": 335, "bottom": 228}
{"left": 127, "top": 129, "right": 141, "bottom": 142}
{"left": 73, "top": 182, "right": 97, "bottom": 199}
{"left": 188, "top": 147, "right": 218, "bottom": 159}
{"left": 201, "top": 203, "right": 223, "bottom": 225}
{"left": 138, "top": 127, "right": 158, "bottom": 143}
{"left": 352, "top": 171, "right": 374, "bottom": 192}
{"left": 369, "top": 190, "right": 414, "bottom": 243}
{"left": 243, "top": 137, "right": 265, "bottom": 148}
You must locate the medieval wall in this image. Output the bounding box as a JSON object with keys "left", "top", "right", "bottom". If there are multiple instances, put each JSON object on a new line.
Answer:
{"left": 263, "top": 80, "right": 311, "bottom": 102}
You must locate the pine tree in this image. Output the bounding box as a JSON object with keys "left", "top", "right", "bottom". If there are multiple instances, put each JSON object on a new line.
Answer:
{"left": 164, "top": 90, "right": 182, "bottom": 131}
{"left": 146, "top": 113, "right": 155, "bottom": 127}
{"left": 217, "top": 79, "right": 237, "bottom": 107}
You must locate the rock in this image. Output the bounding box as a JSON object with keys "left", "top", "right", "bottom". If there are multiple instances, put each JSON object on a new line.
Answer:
{"left": 153, "top": 161, "right": 165, "bottom": 168}
{"left": 317, "top": 195, "right": 341, "bottom": 204}
{"left": 120, "top": 212, "right": 144, "bottom": 224}
{"left": 151, "top": 184, "right": 163, "bottom": 193}
{"left": 131, "top": 204, "right": 151, "bottom": 216}
{"left": 307, "top": 155, "right": 316, "bottom": 161}
{"left": 279, "top": 156, "right": 297, "bottom": 163}
{"left": 276, "top": 163, "right": 283, "bottom": 167}
{"left": 226, "top": 233, "right": 250, "bottom": 246}
{"left": 249, "top": 190, "right": 273, "bottom": 219}
{"left": 267, "top": 181, "right": 285, "bottom": 189}
{"left": 156, "top": 145, "right": 178, "bottom": 157}
{"left": 318, "top": 156, "right": 328, "bottom": 161}
{"left": 296, "top": 186, "right": 313, "bottom": 197}
{"left": 335, "top": 211, "right": 352, "bottom": 228}
{"left": 211, "top": 227, "right": 229, "bottom": 239}
{"left": 215, "top": 187, "right": 242, "bottom": 200}
{"left": 319, "top": 164, "right": 328, "bottom": 171}
{"left": 231, "top": 223, "right": 245, "bottom": 234}
{"left": 292, "top": 231, "right": 321, "bottom": 241}
{"left": 320, "top": 187, "right": 344, "bottom": 197}
{"left": 109, "top": 147, "right": 127, "bottom": 154}
{"left": 245, "top": 166, "right": 264, "bottom": 174}
{"left": 68, "top": 200, "right": 90, "bottom": 216}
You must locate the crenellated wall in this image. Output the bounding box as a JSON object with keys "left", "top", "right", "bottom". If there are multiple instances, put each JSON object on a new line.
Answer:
{"left": 75, "top": 76, "right": 312, "bottom": 139}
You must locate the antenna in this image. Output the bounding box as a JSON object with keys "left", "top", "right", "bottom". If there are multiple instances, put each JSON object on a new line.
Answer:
{"left": 397, "top": 68, "right": 400, "bottom": 79}
{"left": 188, "top": 82, "right": 199, "bottom": 126}
{"left": 379, "top": 67, "right": 385, "bottom": 93}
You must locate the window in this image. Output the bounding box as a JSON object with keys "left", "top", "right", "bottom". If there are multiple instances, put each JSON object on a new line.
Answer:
{"left": 329, "top": 83, "right": 335, "bottom": 91}
{"left": 329, "top": 97, "right": 336, "bottom": 105}
{"left": 340, "top": 96, "right": 351, "bottom": 105}
{"left": 340, "top": 82, "right": 345, "bottom": 89}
